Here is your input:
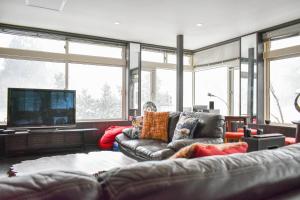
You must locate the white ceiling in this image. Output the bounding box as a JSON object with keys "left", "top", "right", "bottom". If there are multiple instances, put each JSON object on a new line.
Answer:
{"left": 0, "top": 0, "right": 300, "bottom": 50}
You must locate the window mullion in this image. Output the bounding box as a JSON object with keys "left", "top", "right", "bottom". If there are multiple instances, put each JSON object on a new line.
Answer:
{"left": 65, "top": 40, "right": 69, "bottom": 90}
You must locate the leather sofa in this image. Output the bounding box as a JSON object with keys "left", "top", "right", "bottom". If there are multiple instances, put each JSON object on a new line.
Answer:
{"left": 116, "top": 112, "right": 225, "bottom": 161}
{"left": 2, "top": 144, "right": 300, "bottom": 200}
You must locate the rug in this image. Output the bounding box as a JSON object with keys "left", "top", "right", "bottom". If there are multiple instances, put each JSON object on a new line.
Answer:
{"left": 9, "top": 151, "right": 137, "bottom": 176}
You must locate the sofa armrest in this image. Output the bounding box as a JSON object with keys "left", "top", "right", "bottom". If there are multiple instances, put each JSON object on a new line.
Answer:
{"left": 122, "top": 128, "right": 141, "bottom": 139}
{"left": 122, "top": 128, "right": 133, "bottom": 138}
{"left": 167, "top": 138, "right": 224, "bottom": 151}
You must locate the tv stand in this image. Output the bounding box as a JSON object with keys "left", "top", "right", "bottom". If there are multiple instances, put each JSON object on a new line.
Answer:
{"left": 0, "top": 127, "right": 98, "bottom": 157}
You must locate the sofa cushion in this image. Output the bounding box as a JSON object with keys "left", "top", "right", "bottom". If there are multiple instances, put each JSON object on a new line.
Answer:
{"left": 181, "top": 112, "right": 225, "bottom": 138}
{"left": 172, "top": 115, "right": 199, "bottom": 141}
{"left": 141, "top": 112, "right": 169, "bottom": 142}
{"left": 136, "top": 142, "right": 174, "bottom": 160}
{"left": 167, "top": 112, "right": 181, "bottom": 142}
{"left": 116, "top": 134, "right": 160, "bottom": 151}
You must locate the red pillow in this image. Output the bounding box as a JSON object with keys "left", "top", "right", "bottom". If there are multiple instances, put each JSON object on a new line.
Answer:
{"left": 192, "top": 142, "right": 248, "bottom": 158}
{"left": 99, "top": 126, "right": 132, "bottom": 150}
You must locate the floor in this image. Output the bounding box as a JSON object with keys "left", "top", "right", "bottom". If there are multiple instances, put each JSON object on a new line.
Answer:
{"left": 0, "top": 147, "right": 99, "bottom": 178}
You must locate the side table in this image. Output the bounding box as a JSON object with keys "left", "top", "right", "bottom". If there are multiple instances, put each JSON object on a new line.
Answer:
{"left": 242, "top": 134, "right": 285, "bottom": 152}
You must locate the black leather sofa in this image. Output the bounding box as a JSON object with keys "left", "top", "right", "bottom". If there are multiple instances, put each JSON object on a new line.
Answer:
{"left": 2, "top": 144, "right": 300, "bottom": 200}
{"left": 116, "top": 112, "right": 225, "bottom": 161}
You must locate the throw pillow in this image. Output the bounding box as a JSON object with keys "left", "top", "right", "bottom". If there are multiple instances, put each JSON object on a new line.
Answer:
{"left": 172, "top": 115, "right": 199, "bottom": 141}
{"left": 169, "top": 143, "right": 197, "bottom": 159}
{"left": 140, "top": 112, "right": 169, "bottom": 142}
{"left": 169, "top": 142, "right": 248, "bottom": 159}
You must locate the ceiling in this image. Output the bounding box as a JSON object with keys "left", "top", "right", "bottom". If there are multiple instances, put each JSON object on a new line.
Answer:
{"left": 0, "top": 0, "right": 300, "bottom": 50}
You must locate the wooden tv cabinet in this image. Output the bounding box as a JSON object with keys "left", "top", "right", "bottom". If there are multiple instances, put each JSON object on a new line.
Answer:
{"left": 0, "top": 128, "right": 98, "bottom": 157}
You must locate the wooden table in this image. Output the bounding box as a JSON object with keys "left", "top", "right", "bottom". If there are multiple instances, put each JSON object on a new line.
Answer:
{"left": 225, "top": 116, "right": 250, "bottom": 131}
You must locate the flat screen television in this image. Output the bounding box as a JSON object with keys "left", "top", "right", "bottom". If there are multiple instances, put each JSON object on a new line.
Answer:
{"left": 7, "top": 88, "right": 76, "bottom": 128}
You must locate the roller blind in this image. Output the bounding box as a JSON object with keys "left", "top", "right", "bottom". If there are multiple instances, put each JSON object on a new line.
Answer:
{"left": 193, "top": 40, "right": 240, "bottom": 67}
{"left": 263, "top": 23, "right": 300, "bottom": 40}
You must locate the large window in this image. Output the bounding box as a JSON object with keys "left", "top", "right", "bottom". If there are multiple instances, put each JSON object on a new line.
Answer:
{"left": 0, "top": 31, "right": 125, "bottom": 122}
{"left": 69, "top": 41, "right": 123, "bottom": 58}
{"left": 264, "top": 32, "right": 300, "bottom": 124}
{"left": 233, "top": 67, "right": 240, "bottom": 115}
{"left": 269, "top": 57, "right": 300, "bottom": 123}
{"left": 0, "top": 32, "right": 65, "bottom": 53}
{"left": 141, "top": 70, "right": 151, "bottom": 107}
{"left": 270, "top": 35, "right": 300, "bottom": 50}
{"left": 240, "top": 63, "right": 257, "bottom": 116}
{"left": 141, "top": 48, "right": 193, "bottom": 112}
{"left": 195, "top": 67, "right": 228, "bottom": 115}
{"left": 141, "top": 50, "right": 164, "bottom": 63}
{"left": 184, "top": 71, "right": 193, "bottom": 110}
{"left": 156, "top": 69, "right": 177, "bottom": 111}
{"left": 167, "top": 53, "right": 191, "bottom": 66}
{"left": 0, "top": 58, "right": 65, "bottom": 122}
{"left": 69, "top": 64, "right": 122, "bottom": 120}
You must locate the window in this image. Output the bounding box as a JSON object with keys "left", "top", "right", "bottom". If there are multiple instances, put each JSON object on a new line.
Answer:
{"left": 167, "top": 53, "right": 192, "bottom": 66}
{"left": 240, "top": 63, "right": 257, "bottom": 116}
{"left": 233, "top": 68, "right": 240, "bottom": 115}
{"left": 270, "top": 35, "right": 300, "bottom": 50}
{"left": 68, "top": 64, "right": 123, "bottom": 120}
{"left": 269, "top": 57, "right": 300, "bottom": 124}
{"left": 0, "top": 32, "right": 65, "bottom": 53}
{"left": 69, "top": 41, "right": 123, "bottom": 58}
{"left": 0, "top": 30, "right": 125, "bottom": 123}
{"left": 141, "top": 70, "right": 151, "bottom": 107}
{"left": 156, "top": 69, "right": 176, "bottom": 111}
{"left": 195, "top": 67, "right": 228, "bottom": 115}
{"left": 184, "top": 71, "right": 193, "bottom": 110}
{"left": 0, "top": 58, "right": 65, "bottom": 122}
{"left": 141, "top": 50, "right": 164, "bottom": 63}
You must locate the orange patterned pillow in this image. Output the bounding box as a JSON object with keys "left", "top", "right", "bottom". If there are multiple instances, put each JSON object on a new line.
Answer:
{"left": 140, "top": 112, "right": 169, "bottom": 142}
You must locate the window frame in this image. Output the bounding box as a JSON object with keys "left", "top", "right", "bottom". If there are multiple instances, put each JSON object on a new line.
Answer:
{"left": 193, "top": 60, "right": 241, "bottom": 116}
{"left": 264, "top": 36, "right": 300, "bottom": 124}
{"left": 141, "top": 47, "right": 193, "bottom": 111}
{"left": 0, "top": 31, "right": 127, "bottom": 122}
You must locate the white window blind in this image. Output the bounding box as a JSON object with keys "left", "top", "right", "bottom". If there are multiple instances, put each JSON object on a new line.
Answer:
{"left": 193, "top": 40, "right": 240, "bottom": 67}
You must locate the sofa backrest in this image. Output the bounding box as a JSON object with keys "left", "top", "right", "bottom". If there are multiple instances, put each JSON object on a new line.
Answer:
{"left": 97, "top": 144, "right": 300, "bottom": 200}
{"left": 179, "top": 112, "right": 225, "bottom": 138}
{"left": 0, "top": 171, "right": 100, "bottom": 200}
{"left": 167, "top": 112, "right": 225, "bottom": 141}
{"left": 167, "top": 112, "right": 181, "bottom": 142}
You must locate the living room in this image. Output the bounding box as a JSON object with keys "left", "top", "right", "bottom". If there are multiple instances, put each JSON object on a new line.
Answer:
{"left": 1, "top": 0, "right": 300, "bottom": 199}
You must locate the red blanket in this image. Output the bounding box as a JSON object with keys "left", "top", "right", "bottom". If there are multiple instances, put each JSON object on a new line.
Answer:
{"left": 99, "top": 126, "right": 132, "bottom": 150}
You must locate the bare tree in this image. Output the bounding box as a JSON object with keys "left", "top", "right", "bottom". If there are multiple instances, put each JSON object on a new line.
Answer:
{"left": 270, "top": 84, "right": 284, "bottom": 123}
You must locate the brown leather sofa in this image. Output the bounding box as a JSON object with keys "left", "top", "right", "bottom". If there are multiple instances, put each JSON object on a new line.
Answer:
{"left": 2, "top": 144, "right": 300, "bottom": 200}
{"left": 116, "top": 112, "right": 225, "bottom": 161}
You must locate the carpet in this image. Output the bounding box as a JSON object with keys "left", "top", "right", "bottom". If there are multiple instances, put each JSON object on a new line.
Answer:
{"left": 9, "top": 151, "right": 137, "bottom": 176}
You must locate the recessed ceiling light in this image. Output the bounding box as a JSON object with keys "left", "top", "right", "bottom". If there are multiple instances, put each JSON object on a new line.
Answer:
{"left": 114, "top": 22, "right": 120, "bottom": 25}
{"left": 196, "top": 23, "right": 203, "bottom": 27}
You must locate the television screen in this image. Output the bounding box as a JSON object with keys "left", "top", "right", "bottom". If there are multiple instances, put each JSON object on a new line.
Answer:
{"left": 7, "top": 88, "right": 76, "bottom": 127}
